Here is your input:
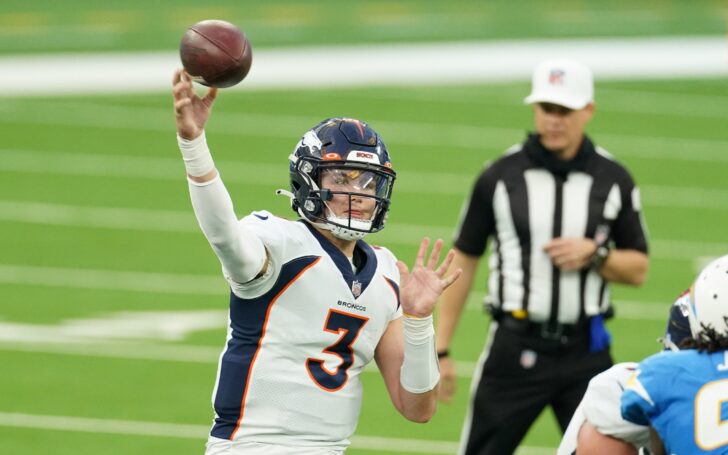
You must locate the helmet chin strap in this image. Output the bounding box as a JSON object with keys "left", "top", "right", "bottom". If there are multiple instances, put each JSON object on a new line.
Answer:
{"left": 330, "top": 226, "right": 366, "bottom": 241}
{"left": 327, "top": 214, "right": 370, "bottom": 241}
{"left": 277, "top": 187, "right": 366, "bottom": 240}
{"left": 275, "top": 188, "right": 295, "bottom": 200}
{"left": 279, "top": 179, "right": 375, "bottom": 241}
{"left": 322, "top": 194, "right": 374, "bottom": 241}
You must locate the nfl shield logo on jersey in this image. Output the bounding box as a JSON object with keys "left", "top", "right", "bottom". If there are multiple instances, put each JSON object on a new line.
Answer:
{"left": 520, "top": 349, "right": 537, "bottom": 369}
{"left": 352, "top": 280, "right": 362, "bottom": 298}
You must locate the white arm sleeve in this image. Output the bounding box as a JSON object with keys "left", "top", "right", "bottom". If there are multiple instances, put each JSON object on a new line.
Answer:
{"left": 185, "top": 165, "right": 267, "bottom": 285}
{"left": 399, "top": 315, "right": 440, "bottom": 394}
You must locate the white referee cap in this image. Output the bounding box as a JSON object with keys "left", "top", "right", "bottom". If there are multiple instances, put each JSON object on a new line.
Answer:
{"left": 524, "top": 58, "right": 594, "bottom": 110}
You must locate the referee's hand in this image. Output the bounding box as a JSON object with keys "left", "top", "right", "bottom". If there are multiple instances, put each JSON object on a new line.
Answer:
{"left": 438, "top": 357, "right": 457, "bottom": 403}
{"left": 543, "top": 237, "right": 598, "bottom": 271}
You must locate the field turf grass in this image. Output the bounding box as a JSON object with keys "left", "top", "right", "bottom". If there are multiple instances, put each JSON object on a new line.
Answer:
{"left": 1, "top": 77, "right": 727, "bottom": 454}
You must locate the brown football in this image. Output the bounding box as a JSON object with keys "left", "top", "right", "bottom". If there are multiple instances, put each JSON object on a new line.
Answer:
{"left": 179, "top": 20, "right": 252, "bottom": 88}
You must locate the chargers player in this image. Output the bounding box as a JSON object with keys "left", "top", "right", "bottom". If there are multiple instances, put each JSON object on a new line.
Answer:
{"left": 557, "top": 292, "right": 693, "bottom": 455}
{"left": 622, "top": 255, "right": 728, "bottom": 455}
{"left": 171, "top": 69, "right": 462, "bottom": 454}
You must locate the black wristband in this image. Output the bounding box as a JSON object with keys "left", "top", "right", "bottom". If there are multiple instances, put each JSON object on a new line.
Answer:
{"left": 591, "top": 224, "right": 611, "bottom": 270}
{"left": 437, "top": 350, "right": 450, "bottom": 359}
{"left": 590, "top": 244, "right": 611, "bottom": 270}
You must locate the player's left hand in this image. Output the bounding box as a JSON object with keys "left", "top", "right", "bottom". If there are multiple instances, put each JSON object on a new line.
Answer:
{"left": 543, "top": 237, "right": 598, "bottom": 271}
{"left": 396, "top": 238, "right": 462, "bottom": 318}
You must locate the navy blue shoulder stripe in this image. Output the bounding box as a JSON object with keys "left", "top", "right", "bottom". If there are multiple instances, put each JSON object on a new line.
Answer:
{"left": 302, "top": 221, "right": 378, "bottom": 299}
{"left": 211, "top": 255, "right": 320, "bottom": 440}
{"left": 384, "top": 276, "right": 400, "bottom": 311}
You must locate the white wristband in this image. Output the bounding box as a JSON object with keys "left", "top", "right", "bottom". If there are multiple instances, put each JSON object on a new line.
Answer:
{"left": 400, "top": 314, "right": 440, "bottom": 394}
{"left": 177, "top": 131, "right": 215, "bottom": 177}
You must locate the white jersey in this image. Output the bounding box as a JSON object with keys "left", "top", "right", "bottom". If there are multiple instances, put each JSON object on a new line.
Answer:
{"left": 208, "top": 211, "right": 402, "bottom": 451}
{"left": 557, "top": 362, "right": 649, "bottom": 455}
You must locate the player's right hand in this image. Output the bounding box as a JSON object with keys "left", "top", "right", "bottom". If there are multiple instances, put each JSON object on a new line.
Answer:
{"left": 437, "top": 356, "right": 457, "bottom": 403}
{"left": 172, "top": 68, "right": 218, "bottom": 140}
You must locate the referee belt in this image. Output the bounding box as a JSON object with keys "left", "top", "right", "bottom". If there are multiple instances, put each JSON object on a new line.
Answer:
{"left": 498, "top": 313, "right": 587, "bottom": 343}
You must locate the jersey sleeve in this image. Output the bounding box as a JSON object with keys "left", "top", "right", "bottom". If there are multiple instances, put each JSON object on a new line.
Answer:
{"left": 188, "top": 176, "right": 267, "bottom": 284}
{"left": 583, "top": 363, "right": 650, "bottom": 448}
{"left": 621, "top": 353, "right": 669, "bottom": 426}
{"left": 612, "top": 171, "right": 648, "bottom": 253}
{"left": 225, "top": 211, "right": 294, "bottom": 299}
{"left": 372, "top": 244, "right": 403, "bottom": 322}
{"left": 453, "top": 164, "right": 499, "bottom": 256}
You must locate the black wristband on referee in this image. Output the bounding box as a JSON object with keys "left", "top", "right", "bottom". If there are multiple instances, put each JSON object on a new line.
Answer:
{"left": 590, "top": 224, "right": 611, "bottom": 270}
{"left": 437, "top": 350, "right": 449, "bottom": 359}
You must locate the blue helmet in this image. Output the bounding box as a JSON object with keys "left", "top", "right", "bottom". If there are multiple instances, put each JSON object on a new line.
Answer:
{"left": 661, "top": 288, "right": 693, "bottom": 351}
{"left": 284, "top": 118, "right": 396, "bottom": 241}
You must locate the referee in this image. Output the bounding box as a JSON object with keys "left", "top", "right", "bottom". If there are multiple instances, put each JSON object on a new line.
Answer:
{"left": 435, "top": 59, "right": 649, "bottom": 455}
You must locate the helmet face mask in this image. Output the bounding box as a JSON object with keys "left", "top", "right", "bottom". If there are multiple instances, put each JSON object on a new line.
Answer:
{"left": 287, "top": 118, "right": 396, "bottom": 240}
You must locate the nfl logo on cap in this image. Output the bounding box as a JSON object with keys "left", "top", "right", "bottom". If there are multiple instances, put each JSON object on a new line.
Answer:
{"left": 524, "top": 58, "right": 594, "bottom": 110}
{"left": 548, "top": 69, "right": 565, "bottom": 85}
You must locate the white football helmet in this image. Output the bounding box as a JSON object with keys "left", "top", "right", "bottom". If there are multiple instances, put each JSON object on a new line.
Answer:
{"left": 687, "top": 255, "right": 728, "bottom": 338}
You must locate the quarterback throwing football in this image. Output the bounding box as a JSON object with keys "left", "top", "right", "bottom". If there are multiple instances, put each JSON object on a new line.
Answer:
{"left": 171, "top": 69, "right": 461, "bottom": 454}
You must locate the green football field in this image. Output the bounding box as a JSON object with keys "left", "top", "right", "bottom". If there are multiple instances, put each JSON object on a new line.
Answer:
{"left": 0, "top": 0, "right": 725, "bottom": 54}
{"left": 2, "top": 78, "right": 728, "bottom": 454}
{"left": 1, "top": 1, "right": 728, "bottom": 454}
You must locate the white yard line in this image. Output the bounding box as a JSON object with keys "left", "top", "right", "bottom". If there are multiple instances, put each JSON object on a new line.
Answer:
{"left": 1, "top": 36, "right": 726, "bottom": 96}
{"left": 0, "top": 293, "right": 672, "bottom": 368}
{"left": 0, "top": 294, "right": 674, "bottom": 378}
{"left": 338, "top": 86, "right": 728, "bottom": 119}
{"left": 1, "top": 197, "right": 727, "bottom": 258}
{"left": 0, "top": 200, "right": 199, "bottom": 233}
{"left": 0, "top": 412, "right": 209, "bottom": 439}
{"left": 1, "top": 199, "right": 727, "bottom": 258}
{"left": 2, "top": 144, "right": 728, "bottom": 199}
{"left": 0, "top": 264, "right": 224, "bottom": 296}
{"left": 1, "top": 198, "right": 727, "bottom": 257}
{"left": 3, "top": 100, "right": 728, "bottom": 160}
{"left": 0, "top": 412, "right": 467, "bottom": 454}
{"left": 0, "top": 411, "right": 554, "bottom": 454}
{"left": 0, "top": 341, "right": 222, "bottom": 364}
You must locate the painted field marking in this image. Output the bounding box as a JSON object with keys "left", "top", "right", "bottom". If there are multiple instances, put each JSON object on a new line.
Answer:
{"left": 0, "top": 411, "right": 555, "bottom": 454}
{"left": 1, "top": 36, "right": 726, "bottom": 95}
{"left": 0, "top": 412, "right": 469, "bottom": 454}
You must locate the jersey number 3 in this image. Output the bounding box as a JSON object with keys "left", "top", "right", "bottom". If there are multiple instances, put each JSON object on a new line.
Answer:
{"left": 306, "top": 309, "right": 369, "bottom": 392}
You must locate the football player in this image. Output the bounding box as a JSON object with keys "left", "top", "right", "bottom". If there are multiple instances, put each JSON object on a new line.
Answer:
{"left": 557, "top": 291, "right": 693, "bottom": 455}
{"left": 621, "top": 255, "right": 728, "bottom": 455}
{"left": 171, "top": 69, "right": 461, "bottom": 455}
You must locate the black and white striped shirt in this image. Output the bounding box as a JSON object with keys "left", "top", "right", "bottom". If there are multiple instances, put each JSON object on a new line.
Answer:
{"left": 455, "top": 134, "right": 648, "bottom": 324}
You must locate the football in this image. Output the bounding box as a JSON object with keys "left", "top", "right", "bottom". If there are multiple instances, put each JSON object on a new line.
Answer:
{"left": 179, "top": 20, "right": 252, "bottom": 88}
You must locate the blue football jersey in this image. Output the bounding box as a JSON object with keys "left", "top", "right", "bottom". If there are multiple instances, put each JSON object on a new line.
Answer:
{"left": 622, "top": 349, "right": 728, "bottom": 454}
